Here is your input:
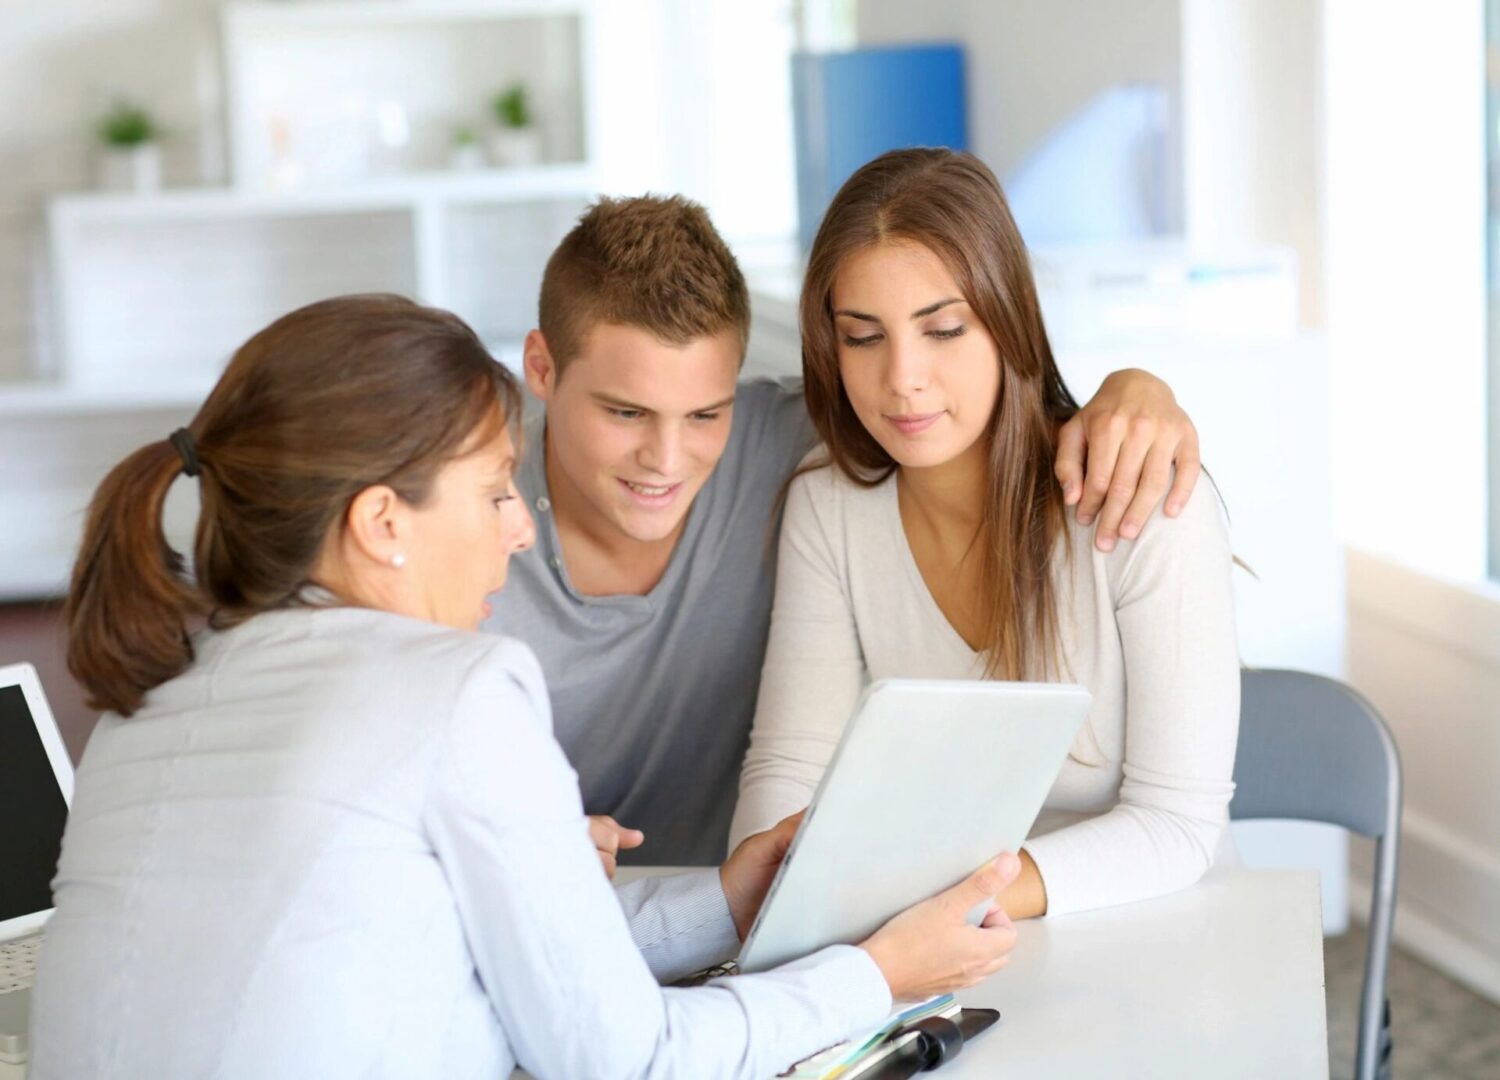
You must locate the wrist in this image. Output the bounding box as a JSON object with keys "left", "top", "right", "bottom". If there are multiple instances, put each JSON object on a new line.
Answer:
{"left": 858, "top": 938, "right": 901, "bottom": 996}
{"left": 719, "top": 865, "right": 750, "bottom": 941}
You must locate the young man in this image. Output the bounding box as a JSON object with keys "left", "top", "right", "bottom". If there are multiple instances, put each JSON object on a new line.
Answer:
{"left": 485, "top": 195, "right": 1201, "bottom": 866}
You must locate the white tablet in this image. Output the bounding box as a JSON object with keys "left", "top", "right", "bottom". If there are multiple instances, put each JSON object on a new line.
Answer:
{"left": 737, "top": 678, "right": 1091, "bottom": 974}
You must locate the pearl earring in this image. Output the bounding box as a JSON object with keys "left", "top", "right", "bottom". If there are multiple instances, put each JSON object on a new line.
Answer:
{"left": 391, "top": 553, "right": 406, "bottom": 569}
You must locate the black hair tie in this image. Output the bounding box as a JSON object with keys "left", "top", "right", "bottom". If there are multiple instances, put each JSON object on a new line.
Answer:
{"left": 169, "top": 428, "right": 201, "bottom": 478}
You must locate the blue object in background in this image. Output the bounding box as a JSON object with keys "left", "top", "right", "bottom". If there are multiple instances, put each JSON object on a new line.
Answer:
{"left": 792, "top": 44, "right": 968, "bottom": 253}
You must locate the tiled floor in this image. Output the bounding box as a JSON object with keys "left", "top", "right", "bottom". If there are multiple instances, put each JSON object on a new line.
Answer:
{"left": 1325, "top": 923, "right": 1500, "bottom": 1078}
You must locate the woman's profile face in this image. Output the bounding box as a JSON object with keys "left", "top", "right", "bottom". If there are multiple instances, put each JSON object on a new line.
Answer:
{"left": 831, "top": 240, "right": 1001, "bottom": 473}
{"left": 403, "top": 422, "right": 535, "bottom": 630}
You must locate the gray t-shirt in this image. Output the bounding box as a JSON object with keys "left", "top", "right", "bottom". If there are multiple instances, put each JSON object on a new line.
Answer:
{"left": 483, "top": 378, "right": 815, "bottom": 865}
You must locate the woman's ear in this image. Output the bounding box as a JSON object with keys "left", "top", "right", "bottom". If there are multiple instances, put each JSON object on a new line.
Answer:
{"left": 343, "top": 484, "right": 410, "bottom": 569}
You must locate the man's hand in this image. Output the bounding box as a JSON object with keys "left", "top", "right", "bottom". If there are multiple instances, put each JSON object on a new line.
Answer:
{"left": 719, "top": 811, "right": 804, "bottom": 941}
{"left": 1055, "top": 368, "right": 1201, "bottom": 552}
{"left": 588, "top": 815, "right": 645, "bottom": 880}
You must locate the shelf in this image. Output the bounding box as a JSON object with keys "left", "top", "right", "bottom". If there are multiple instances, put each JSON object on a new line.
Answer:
{"left": 0, "top": 340, "right": 522, "bottom": 419}
{"left": 222, "top": 2, "right": 593, "bottom": 191}
{"left": 0, "top": 380, "right": 214, "bottom": 419}
{"left": 47, "top": 164, "right": 597, "bottom": 226}
{"left": 225, "top": 0, "right": 590, "bottom": 33}
{"left": 0, "top": 556, "right": 69, "bottom": 605}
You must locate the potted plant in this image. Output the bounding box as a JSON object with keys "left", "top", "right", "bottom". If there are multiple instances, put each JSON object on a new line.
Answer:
{"left": 488, "top": 83, "right": 541, "bottom": 167}
{"left": 449, "top": 125, "right": 486, "bottom": 171}
{"left": 97, "top": 100, "right": 162, "bottom": 193}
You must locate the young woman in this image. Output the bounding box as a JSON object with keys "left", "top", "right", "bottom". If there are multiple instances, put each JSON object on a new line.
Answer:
{"left": 731, "top": 149, "right": 1240, "bottom": 919}
{"left": 29, "top": 295, "right": 1021, "bottom": 1079}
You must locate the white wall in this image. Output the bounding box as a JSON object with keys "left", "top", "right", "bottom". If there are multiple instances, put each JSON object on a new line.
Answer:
{"left": 594, "top": 0, "right": 798, "bottom": 252}
{"left": 1324, "top": 0, "right": 1488, "bottom": 581}
{"left": 1323, "top": 0, "right": 1499, "bottom": 1003}
{"left": 1347, "top": 550, "right": 1500, "bottom": 1002}
{"left": 1180, "top": 0, "right": 1323, "bottom": 328}
{"left": 854, "top": 0, "right": 1179, "bottom": 182}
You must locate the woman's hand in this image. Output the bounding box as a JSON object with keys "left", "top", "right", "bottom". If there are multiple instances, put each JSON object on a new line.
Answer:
{"left": 1055, "top": 368, "right": 1201, "bottom": 552}
{"left": 588, "top": 815, "right": 645, "bottom": 880}
{"left": 719, "top": 811, "right": 805, "bottom": 940}
{"left": 860, "top": 852, "right": 1022, "bottom": 1001}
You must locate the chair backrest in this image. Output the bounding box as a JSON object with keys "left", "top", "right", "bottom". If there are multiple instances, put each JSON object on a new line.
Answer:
{"left": 1231, "top": 669, "right": 1401, "bottom": 839}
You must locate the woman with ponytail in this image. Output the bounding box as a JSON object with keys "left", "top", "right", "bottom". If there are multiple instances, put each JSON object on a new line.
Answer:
{"left": 731, "top": 148, "right": 1241, "bottom": 920}
{"left": 29, "top": 294, "right": 1022, "bottom": 1079}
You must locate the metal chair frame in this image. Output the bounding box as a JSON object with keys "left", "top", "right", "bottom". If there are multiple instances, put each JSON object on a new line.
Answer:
{"left": 1232, "top": 669, "right": 1402, "bottom": 1080}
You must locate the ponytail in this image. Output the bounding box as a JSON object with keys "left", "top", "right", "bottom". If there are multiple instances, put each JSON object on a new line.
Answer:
{"left": 66, "top": 439, "right": 206, "bottom": 717}
{"left": 64, "top": 294, "right": 521, "bottom": 719}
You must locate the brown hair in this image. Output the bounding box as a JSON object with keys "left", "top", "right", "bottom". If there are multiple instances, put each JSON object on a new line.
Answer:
{"left": 66, "top": 294, "right": 521, "bottom": 717}
{"left": 800, "top": 148, "right": 1079, "bottom": 680}
{"left": 538, "top": 194, "right": 751, "bottom": 369}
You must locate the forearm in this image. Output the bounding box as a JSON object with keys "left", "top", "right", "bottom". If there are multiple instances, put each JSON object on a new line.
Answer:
{"left": 732, "top": 471, "right": 868, "bottom": 849}
{"left": 730, "top": 743, "right": 827, "bottom": 850}
{"left": 615, "top": 870, "right": 741, "bottom": 983}
{"left": 998, "top": 848, "right": 1049, "bottom": 920}
{"left": 1022, "top": 801, "right": 1225, "bottom": 917}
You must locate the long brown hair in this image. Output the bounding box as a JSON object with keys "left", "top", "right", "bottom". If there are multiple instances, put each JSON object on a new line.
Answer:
{"left": 800, "top": 148, "right": 1079, "bottom": 680}
{"left": 66, "top": 295, "right": 521, "bottom": 717}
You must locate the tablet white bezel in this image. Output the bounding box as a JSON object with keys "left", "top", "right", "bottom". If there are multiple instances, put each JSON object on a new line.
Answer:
{"left": 0, "top": 662, "right": 75, "bottom": 941}
{"left": 738, "top": 677, "right": 1091, "bottom": 973}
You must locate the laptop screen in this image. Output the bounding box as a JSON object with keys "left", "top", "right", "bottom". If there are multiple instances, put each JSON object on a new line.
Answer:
{"left": 0, "top": 683, "right": 68, "bottom": 923}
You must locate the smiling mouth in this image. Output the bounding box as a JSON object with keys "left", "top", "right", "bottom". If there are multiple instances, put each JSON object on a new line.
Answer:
{"left": 619, "top": 478, "right": 683, "bottom": 505}
{"left": 623, "top": 480, "right": 675, "bottom": 496}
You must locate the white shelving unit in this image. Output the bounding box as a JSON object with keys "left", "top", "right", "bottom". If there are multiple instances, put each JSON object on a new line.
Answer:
{"left": 223, "top": 0, "right": 596, "bottom": 190}
{"left": 4, "top": 0, "right": 599, "bottom": 601}
{"left": 43, "top": 163, "right": 594, "bottom": 390}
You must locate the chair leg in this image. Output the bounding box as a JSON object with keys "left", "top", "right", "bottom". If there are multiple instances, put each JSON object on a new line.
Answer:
{"left": 1375, "top": 999, "right": 1392, "bottom": 1080}
{"left": 1357, "top": 835, "right": 1399, "bottom": 1080}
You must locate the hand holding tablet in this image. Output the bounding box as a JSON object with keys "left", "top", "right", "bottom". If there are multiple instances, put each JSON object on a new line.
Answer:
{"left": 737, "top": 679, "right": 1090, "bottom": 974}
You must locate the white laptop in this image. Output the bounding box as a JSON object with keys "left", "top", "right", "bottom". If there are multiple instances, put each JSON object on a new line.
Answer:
{"left": 0, "top": 663, "right": 74, "bottom": 1067}
{"left": 737, "top": 678, "right": 1091, "bottom": 974}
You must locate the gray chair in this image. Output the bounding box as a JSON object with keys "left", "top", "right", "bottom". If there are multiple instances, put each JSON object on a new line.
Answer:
{"left": 1232, "top": 669, "right": 1402, "bottom": 1080}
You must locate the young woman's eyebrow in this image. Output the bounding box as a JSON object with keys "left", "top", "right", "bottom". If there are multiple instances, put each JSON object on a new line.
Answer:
{"left": 833, "top": 297, "right": 963, "bottom": 323}
{"left": 911, "top": 297, "right": 963, "bottom": 319}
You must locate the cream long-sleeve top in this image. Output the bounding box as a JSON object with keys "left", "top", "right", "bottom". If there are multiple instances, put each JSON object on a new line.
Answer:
{"left": 730, "top": 464, "right": 1240, "bottom": 917}
{"left": 29, "top": 604, "right": 891, "bottom": 1080}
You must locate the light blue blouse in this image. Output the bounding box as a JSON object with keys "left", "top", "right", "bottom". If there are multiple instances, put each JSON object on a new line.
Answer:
{"left": 29, "top": 605, "right": 889, "bottom": 1078}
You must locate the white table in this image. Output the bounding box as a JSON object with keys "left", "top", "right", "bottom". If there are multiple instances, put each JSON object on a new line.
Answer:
{"left": 616, "top": 865, "right": 1327, "bottom": 1079}
{"left": 4, "top": 868, "right": 1325, "bottom": 1080}
{"left": 944, "top": 868, "right": 1327, "bottom": 1078}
